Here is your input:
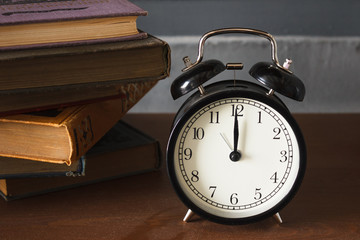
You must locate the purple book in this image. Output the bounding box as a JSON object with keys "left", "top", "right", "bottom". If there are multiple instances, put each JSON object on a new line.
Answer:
{"left": 0, "top": 0, "right": 148, "bottom": 50}
{"left": 0, "top": 0, "right": 147, "bottom": 25}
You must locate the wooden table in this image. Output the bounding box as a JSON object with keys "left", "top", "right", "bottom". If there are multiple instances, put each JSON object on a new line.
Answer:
{"left": 0, "top": 114, "right": 359, "bottom": 240}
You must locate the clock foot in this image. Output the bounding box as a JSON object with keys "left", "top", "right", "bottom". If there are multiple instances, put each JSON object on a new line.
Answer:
{"left": 183, "top": 209, "right": 195, "bottom": 222}
{"left": 273, "top": 212, "right": 283, "bottom": 224}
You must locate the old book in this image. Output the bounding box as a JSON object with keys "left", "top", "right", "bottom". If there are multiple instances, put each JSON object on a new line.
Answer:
{"left": 0, "top": 83, "right": 125, "bottom": 117}
{"left": 0, "top": 80, "right": 158, "bottom": 165}
{"left": 0, "top": 157, "right": 85, "bottom": 179}
{"left": 0, "top": 0, "right": 147, "bottom": 50}
{"left": 0, "top": 34, "right": 170, "bottom": 93}
{"left": 0, "top": 120, "right": 162, "bottom": 201}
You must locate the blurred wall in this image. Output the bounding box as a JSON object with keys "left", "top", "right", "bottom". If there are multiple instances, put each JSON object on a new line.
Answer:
{"left": 130, "top": 0, "right": 360, "bottom": 113}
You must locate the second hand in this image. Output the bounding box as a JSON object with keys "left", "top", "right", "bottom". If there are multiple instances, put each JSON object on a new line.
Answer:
{"left": 220, "top": 132, "right": 233, "bottom": 150}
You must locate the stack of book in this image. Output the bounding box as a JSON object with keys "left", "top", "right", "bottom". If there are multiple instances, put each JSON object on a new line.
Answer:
{"left": 0, "top": 0, "right": 170, "bottom": 200}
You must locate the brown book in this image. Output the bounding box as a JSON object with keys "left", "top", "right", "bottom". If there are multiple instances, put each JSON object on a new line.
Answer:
{"left": 0, "top": 80, "right": 158, "bottom": 165}
{"left": 0, "top": 83, "right": 125, "bottom": 117}
{"left": 0, "top": 0, "right": 147, "bottom": 50}
{"left": 0, "top": 121, "right": 162, "bottom": 201}
{"left": 0, "top": 156, "right": 85, "bottom": 179}
{"left": 0, "top": 35, "right": 170, "bottom": 112}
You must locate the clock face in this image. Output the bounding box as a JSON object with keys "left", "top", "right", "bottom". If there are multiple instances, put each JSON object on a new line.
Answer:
{"left": 168, "top": 94, "right": 306, "bottom": 224}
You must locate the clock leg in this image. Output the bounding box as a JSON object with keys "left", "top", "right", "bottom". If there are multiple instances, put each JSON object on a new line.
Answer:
{"left": 183, "top": 209, "right": 195, "bottom": 222}
{"left": 273, "top": 212, "right": 283, "bottom": 224}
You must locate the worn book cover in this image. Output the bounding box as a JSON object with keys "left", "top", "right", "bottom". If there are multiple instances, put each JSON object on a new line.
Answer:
{"left": 0, "top": 35, "right": 170, "bottom": 92}
{"left": 0, "top": 120, "right": 162, "bottom": 201}
{"left": 0, "top": 0, "right": 148, "bottom": 49}
{"left": 0, "top": 156, "right": 85, "bottom": 179}
{"left": 0, "top": 80, "right": 158, "bottom": 165}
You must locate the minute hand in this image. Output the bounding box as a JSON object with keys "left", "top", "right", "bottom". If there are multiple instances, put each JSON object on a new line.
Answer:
{"left": 230, "top": 110, "right": 241, "bottom": 162}
{"left": 233, "top": 112, "right": 239, "bottom": 153}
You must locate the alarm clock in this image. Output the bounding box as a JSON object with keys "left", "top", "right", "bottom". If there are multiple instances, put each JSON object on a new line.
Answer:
{"left": 166, "top": 28, "right": 306, "bottom": 225}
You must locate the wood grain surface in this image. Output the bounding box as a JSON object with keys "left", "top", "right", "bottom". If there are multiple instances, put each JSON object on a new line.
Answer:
{"left": 0, "top": 114, "right": 359, "bottom": 240}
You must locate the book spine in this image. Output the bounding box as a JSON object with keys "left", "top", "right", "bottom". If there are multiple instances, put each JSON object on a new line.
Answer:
{"left": 0, "top": 0, "right": 147, "bottom": 25}
{"left": 0, "top": 35, "right": 170, "bottom": 91}
{"left": 65, "top": 80, "right": 158, "bottom": 165}
{"left": 0, "top": 32, "right": 148, "bottom": 52}
{"left": 0, "top": 162, "right": 85, "bottom": 179}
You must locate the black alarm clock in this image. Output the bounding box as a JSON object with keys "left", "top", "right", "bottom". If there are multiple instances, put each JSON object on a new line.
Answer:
{"left": 166, "top": 28, "right": 306, "bottom": 225}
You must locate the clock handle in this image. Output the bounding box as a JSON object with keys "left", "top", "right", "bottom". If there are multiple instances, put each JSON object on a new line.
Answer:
{"left": 182, "top": 28, "right": 290, "bottom": 74}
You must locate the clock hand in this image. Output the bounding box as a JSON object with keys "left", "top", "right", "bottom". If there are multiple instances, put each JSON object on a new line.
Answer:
{"left": 233, "top": 110, "right": 239, "bottom": 152}
{"left": 220, "top": 133, "right": 233, "bottom": 150}
{"left": 230, "top": 109, "right": 241, "bottom": 162}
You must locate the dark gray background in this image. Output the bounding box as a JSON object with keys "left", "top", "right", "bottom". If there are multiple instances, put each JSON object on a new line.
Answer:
{"left": 133, "top": 0, "right": 359, "bottom": 36}
{"left": 130, "top": 0, "right": 360, "bottom": 113}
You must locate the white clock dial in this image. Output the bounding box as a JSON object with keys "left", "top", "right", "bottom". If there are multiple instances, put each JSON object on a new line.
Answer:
{"left": 172, "top": 97, "right": 301, "bottom": 219}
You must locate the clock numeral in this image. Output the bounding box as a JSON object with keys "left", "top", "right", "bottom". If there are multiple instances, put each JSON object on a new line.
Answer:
{"left": 258, "top": 111, "right": 262, "bottom": 124}
{"left": 254, "top": 188, "right": 262, "bottom": 200}
{"left": 230, "top": 193, "right": 239, "bottom": 205}
{"left": 231, "top": 104, "right": 244, "bottom": 117}
{"left": 209, "top": 186, "right": 217, "bottom": 198}
{"left": 193, "top": 127, "right": 205, "bottom": 140}
{"left": 270, "top": 172, "right": 279, "bottom": 183}
{"left": 210, "top": 111, "right": 220, "bottom": 124}
{"left": 280, "top": 150, "right": 288, "bottom": 162}
{"left": 184, "top": 148, "right": 192, "bottom": 160}
{"left": 191, "top": 170, "right": 199, "bottom": 182}
{"left": 273, "top": 127, "right": 281, "bottom": 139}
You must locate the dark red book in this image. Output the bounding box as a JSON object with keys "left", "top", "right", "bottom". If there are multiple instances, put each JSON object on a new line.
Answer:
{"left": 0, "top": 0, "right": 148, "bottom": 50}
